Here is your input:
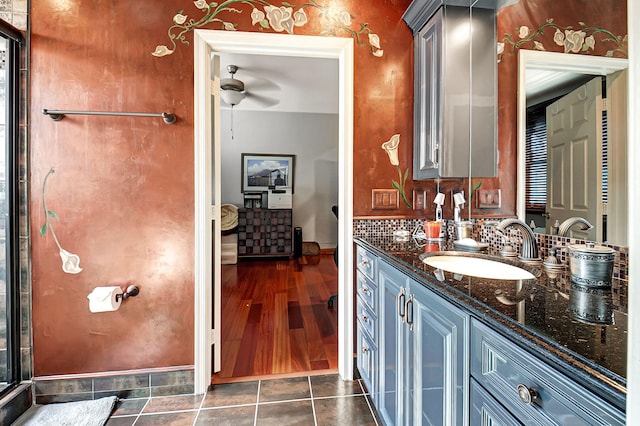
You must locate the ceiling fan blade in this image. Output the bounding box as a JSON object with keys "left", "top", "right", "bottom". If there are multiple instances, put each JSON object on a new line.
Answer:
{"left": 245, "top": 92, "right": 280, "bottom": 108}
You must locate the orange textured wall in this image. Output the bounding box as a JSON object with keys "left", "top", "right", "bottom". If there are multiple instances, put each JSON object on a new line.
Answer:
{"left": 29, "top": 0, "right": 413, "bottom": 376}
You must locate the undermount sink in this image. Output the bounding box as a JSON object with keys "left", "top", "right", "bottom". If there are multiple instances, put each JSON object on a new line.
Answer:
{"left": 421, "top": 254, "right": 538, "bottom": 280}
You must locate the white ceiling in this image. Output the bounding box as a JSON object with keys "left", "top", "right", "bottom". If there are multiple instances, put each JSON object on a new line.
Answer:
{"left": 217, "top": 53, "right": 339, "bottom": 114}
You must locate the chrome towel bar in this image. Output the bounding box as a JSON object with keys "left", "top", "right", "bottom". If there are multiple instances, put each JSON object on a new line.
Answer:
{"left": 42, "top": 109, "right": 176, "bottom": 124}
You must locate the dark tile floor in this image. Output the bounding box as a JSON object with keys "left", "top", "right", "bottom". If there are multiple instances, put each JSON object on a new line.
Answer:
{"left": 106, "top": 374, "right": 379, "bottom": 425}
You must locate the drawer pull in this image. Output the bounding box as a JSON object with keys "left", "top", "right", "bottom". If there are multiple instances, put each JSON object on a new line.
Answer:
{"left": 362, "top": 346, "right": 370, "bottom": 353}
{"left": 517, "top": 384, "right": 539, "bottom": 405}
{"left": 405, "top": 294, "right": 415, "bottom": 331}
{"left": 361, "top": 313, "right": 369, "bottom": 322}
{"left": 398, "top": 288, "right": 406, "bottom": 321}
{"left": 359, "top": 258, "right": 370, "bottom": 267}
{"left": 361, "top": 285, "right": 370, "bottom": 294}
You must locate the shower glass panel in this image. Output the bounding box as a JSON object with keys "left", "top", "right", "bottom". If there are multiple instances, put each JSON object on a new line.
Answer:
{"left": 0, "top": 22, "right": 21, "bottom": 396}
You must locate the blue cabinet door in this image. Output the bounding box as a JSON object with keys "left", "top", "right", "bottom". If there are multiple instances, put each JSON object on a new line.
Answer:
{"left": 408, "top": 281, "right": 469, "bottom": 425}
{"left": 378, "top": 261, "right": 410, "bottom": 425}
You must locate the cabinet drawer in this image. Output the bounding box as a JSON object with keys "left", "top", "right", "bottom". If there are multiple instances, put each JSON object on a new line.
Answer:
{"left": 471, "top": 320, "right": 625, "bottom": 425}
{"left": 356, "top": 322, "right": 377, "bottom": 395}
{"left": 471, "top": 379, "right": 521, "bottom": 425}
{"left": 356, "top": 272, "right": 377, "bottom": 311}
{"left": 356, "top": 296, "right": 377, "bottom": 341}
{"left": 356, "top": 245, "right": 376, "bottom": 281}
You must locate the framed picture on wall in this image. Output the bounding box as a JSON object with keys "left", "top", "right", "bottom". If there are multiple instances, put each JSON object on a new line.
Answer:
{"left": 241, "top": 153, "right": 295, "bottom": 193}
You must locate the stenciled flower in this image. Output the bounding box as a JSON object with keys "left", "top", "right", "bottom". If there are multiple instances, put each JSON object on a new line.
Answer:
{"left": 563, "top": 29, "right": 586, "bottom": 53}
{"left": 584, "top": 35, "right": 596, "bottom": 50}
{"left": 251, "top": 8, "right": 265, "bottom": 26}
{"left": 151, "top": 45, "right": 174, "bottom": 57}
{"left": 381, "top": 134, "right": 411, "bottom": 209}
{"left": 533, "top": 41, "right": 545, "bottom": 51}
{"left": 41, "top": 168, "right": 83, "bottom": 275}
{"left": 382, "top": 134, "right": 400, "bottom": 166}
{"left": 293, "top": 9, "right": 308, "bottom": 27}
{"left": 369, "top": 33, "right": 381, "bottom": 50}
{"left": 338, "top": 11, "right": 352, "bottom": 27}
{"left": 553, "top": 29, "right": 565, "bottom": 46}
{"left": 173, "top": 13, "right": 187, "bottom": 25}
{"left": 264, "top": 5, "right": 295, "bottom": 34}
{"left": 154, "top": 1, "right": 385, "bottom": 58}
{"left": 497, "top": 42, "right": 505, "bottom": 55}
{"left": 518, "top": 25, "right": 530, "bottom": 39}
{"left": 60, "top": 248, "right": 83, "bottom": 274}
{"left": 193, "top": 0, "right": 209, "bottom": 10}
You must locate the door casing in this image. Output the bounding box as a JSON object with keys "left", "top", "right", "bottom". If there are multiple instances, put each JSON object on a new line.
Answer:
{"left": 193, "top": 30, "right": 355, "bottom": 393}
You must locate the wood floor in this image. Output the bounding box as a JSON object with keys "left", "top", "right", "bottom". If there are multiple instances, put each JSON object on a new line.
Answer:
{"left": 213, "top": 254, "right": 338, "bottom": 383}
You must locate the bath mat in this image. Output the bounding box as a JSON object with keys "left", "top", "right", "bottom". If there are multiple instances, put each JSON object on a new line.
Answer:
{"left": 13, "top": 396, "right": 117, "bottom": 426}
{"left": 302, "top": 241, "right": 321, "bottom": 256}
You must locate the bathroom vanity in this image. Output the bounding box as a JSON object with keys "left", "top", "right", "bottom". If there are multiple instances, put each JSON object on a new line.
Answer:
{"left": 355, "top": 236, "right": 626, "bottom": 425}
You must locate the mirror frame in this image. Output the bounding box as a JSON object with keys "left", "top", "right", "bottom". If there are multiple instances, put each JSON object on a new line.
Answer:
{"left": 516, "top": 50, "right": 629, "bottom": 241}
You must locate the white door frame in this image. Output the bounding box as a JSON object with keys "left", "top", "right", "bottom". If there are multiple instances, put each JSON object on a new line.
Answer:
{"left": 193, "top": 30, "right": 355, "bottom": 394}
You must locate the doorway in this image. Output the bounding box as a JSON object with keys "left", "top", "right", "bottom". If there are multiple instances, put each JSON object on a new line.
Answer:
{"left": 217, "top": 52, "right": 340, "bottom": 380}
{"left": 193, "top": 30, "right": 355, "bottom": 394}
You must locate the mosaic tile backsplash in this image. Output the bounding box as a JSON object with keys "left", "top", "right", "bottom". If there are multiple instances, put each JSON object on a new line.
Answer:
{"left": 354, "top": 218, "right": 629, "bottom": 280}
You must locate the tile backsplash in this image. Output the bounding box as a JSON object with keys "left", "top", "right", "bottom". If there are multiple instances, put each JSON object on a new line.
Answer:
{"left": 353, "top": 217, "right": 629, "bottom": 280}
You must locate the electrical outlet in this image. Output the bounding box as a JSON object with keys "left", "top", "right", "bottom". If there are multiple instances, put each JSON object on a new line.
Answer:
{"left": 372, "top": 189, "right": 399, "bottom": 209}
{"left": 477, "top": 189, "right": 501, "bottom": 209}
{"left": 413, "top": 189, "right": 429, "bottom": 210}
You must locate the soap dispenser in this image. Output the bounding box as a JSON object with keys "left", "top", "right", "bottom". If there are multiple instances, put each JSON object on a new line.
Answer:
{"left": 453, "top": 192, "right": 465, "bottom": 223}
{"left": 433, "top": 193, "right": 445, "bottom": 238}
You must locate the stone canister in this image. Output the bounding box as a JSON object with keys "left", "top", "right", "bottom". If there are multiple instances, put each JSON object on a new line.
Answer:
{"left": 568, "top": 242, "right": 615, "bottom": 288}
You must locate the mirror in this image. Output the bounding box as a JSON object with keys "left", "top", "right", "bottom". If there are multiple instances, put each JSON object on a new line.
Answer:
{"left": 516, "top": 50, "right": 628, "bottom": 246}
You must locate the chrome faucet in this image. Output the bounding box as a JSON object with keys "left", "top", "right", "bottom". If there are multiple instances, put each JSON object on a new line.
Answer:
{"left": 495, "top": 219, "right": 540, "bottom": 261}
{"left": 558, "top": 217, "right": 593, "bottom": 237}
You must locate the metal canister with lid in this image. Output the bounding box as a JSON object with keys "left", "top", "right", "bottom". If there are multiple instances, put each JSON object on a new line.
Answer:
{"left": 567, "top": 242, "right": 616, "bottom": 288}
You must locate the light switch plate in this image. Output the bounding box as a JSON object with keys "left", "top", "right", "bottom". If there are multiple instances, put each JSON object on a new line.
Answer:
{"left": 477, "top": 189, "right": 501, "bottom": 209}
{"left": 413, "top": 189, "right": 429, "bottom": 211}
{"left": 372, "top": 189, "right": 399, "bottom": 209}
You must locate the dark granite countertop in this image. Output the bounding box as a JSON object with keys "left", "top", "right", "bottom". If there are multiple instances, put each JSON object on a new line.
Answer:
{"left": 355, "top": 235, "right": 627, "bottom": 410}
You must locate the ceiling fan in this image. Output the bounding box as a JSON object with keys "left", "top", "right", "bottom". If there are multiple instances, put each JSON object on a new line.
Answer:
{"left": 219, "top": 64, "right": 279, "bottom": 108}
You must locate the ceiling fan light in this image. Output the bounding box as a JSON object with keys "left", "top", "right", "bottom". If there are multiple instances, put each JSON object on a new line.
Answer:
{"left": 220, "top": 77, "right": 245, "bottom": 92}
{"left": 221, "top": 89, "right": 246, "bottom": 107}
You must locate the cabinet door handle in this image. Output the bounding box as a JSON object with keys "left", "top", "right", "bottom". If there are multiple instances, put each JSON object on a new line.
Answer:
{"left": 516, "top": 384, "right": 539, "bottom": 405}
{"left": 405, "top": 294, "right": 415, "bottom": 331}
{"left": 359, "top": 258, "right": 369, "bottom": 268}
{"left": 361, "top": 313, "right": 369, "bottom": 322}
{"left": 433, "top": 144, "right": 439, "bottom": 167}
{"left": 361, "top": 285, "right": 370, "bottom": 295}
{"left": 362, "top": 345, "right": 370, "bottom": 354}
{"left": 397, "top": 288, "right": 406, "bottom": 321}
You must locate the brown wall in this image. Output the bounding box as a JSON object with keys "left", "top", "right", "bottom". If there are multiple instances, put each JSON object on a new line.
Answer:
{"left": 28, "top": 0, "right": 627, "bottom": 376}
{"left": 29, "top": 0, "right": 414, "bottom": 376}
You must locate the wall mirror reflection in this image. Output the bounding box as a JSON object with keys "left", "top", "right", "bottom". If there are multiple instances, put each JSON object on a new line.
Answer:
{"left": 516, "top": 50, "right": 628, "bottom": 246}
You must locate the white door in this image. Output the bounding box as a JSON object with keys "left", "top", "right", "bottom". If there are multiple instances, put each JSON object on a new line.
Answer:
{"left": 546, "top": 77, "right": 603, "bottom": 240}
{"left": 211, "top": 54, "right": 222, "bottom": 373}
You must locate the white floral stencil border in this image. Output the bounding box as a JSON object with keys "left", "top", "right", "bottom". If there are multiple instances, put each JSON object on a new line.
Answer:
{"left": 498, "top": 19, "right": 628, "bottom": 62}
{"left": 153, "top": 0, "right": 383, "bottom": 58}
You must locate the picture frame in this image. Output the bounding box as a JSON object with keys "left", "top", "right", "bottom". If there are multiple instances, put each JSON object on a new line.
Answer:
{"left": 241, "top": 153, "right": 295, "bottom": 193}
